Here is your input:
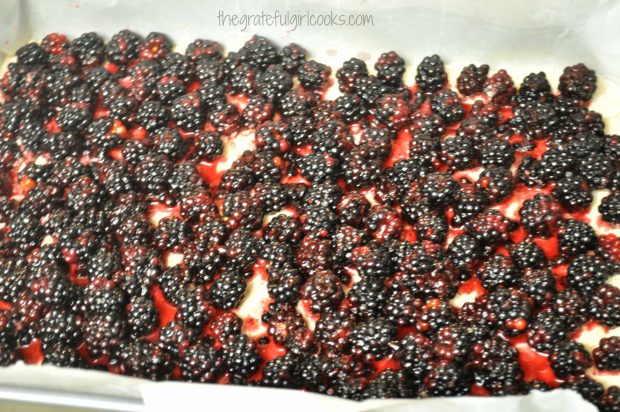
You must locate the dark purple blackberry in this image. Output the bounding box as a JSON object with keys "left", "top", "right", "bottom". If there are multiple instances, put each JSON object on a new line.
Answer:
{"left": 577, "top": 152, "right": 613, "bottom": 189}
{"left": 417, "top": 300, "right": 456, "bottom": 335}
{"left": 548, "top": 341, "right": 592, "bottom": 378}
{"left": 431, "top": 90, "right": 464, "bottom": 124}
{"left": 510, "top": 240, "right": 547, "bottom": 269}
{"left": 465, "top": 209, "right": 517, "bottom": 245}
{"left": 385, "top": 159, "right": 422, "bottom": 193}
{"left": 304, "top": 181, "right": 343, "bottom": 210}
{"left": 120, "top": 139, "right": 148, "bottom": 165}
{"left": 35, "top": 308, "right": 82, "bottom": 349}
{"left": 193, "top": 131, "right": 223, "bottom": 162}
{"left": 127, "top": 295, "right": 158, "bottom": 338}
{"left": 170, "top": 93, "right": 205, "bottom": 131}
{"left": 478, "top": 254, "right": 520, "bottom": 290}
{"left": 336, "top": 192, "right": 371, "bottom": 228}
{"left": 519, "top": 268, "right": 556, "bottom": 306}
{"left": 224, "top": 229, "right": 262, "bottom": 268}
{"left": 138, "top": 32, "right": 172, "bottom": 61}
{"left": 593, "top": 336, "right": 620, "bottom": 371}
{"left": 559, "top": 63, "right": 596, "bottom": 101}
{"left": 456, "top": 64, "right": 489, "bottom": 96}
{"left": 278, "top": 43, "right": 306, "bottom": 73}
{"left": 561, "top": 375, "right": 605, "bottom": 404}
{"left": 264, "top": 215, "right": 302, "bottom": 245}
{"left": 349, "top": 318, "right": 395, "bottom": 360}
{"left": 151, "top": 127, "right": 188, "bottom": 161}
{"left": 70, "top": 32, "right": 104, "bottom": 66}
{"left": 314, "top": 308, "right": 355, "bottom": 351}
{"left": 16, "top": 42, "right": 48, "bottom": 66}
{"left": 42, "top": 344, "right": 81, "bottom": 368}
{"left": 480, "top": 138, "right": 515, "bottom": 168}
{"left": 302, "top": 269, "right": 343, "bottom": 313}
{"left": 519, "top": 194, "right": 560, "bottom": 237}
{"left": 447, "top": 234, "right": 482, "bottom": 273}
{"left": 160, "top": 52, "right": 193, "bottom": 82}
{"left": 154, "top": 75, "right": 185, "bottom": 104}
{"left": 209, "top": 102, "right": 240, "bottom": 135}
{"left": 239, "top": 35, "right": 279, "bottom": 70}
{"left": 420, "top": 172, "right": 459, "bottom": 209}
{"left": 261, "top": 353, "right": 299, "bottom": 388}
{"left": 222, "top": 190, "right": 264, "bottom": 231}
{"left": 309, "top": 120, "right": 346, "bottom": 158}
{"left": 355, "top": 75, "right": 391, "bottom": 106}
{"left": 451, "top": 186, "right": 489, "bottom": 227}
{"left": 484, "top": 69, "right": 516, "bottom": 105}
{"left": 83, "top": 313, "right": 126, "bottom": 358}
{"left": 222, "top": 334, "right": 261, "bottom": 379}
{"left": 83, "top": 279, "right": 126, "bottom": 316}
{"left": 423, "top": 360, "right": 469, "bottom": 397}
{"left": 86, "top": 247, "right": 121, "bottom": 280}
{"left": 336, "top": 57, "right": 368, "bottom": 93}
{"left": 116, "top": 214, "right": 152, "bottom": 245}
{"left": 551, "top": 288, "right": 587, "bottom": 329}
{"left": 157, "top": 321, "right": 195, "bottom": 358}
{"left": 332, "top": 225, "right": 366, "bottom": 263}
{"left": 185, "top": 39, "right": 221, "bottom": 62}
{"left": 552, "top": 173, "right": 592, "bottom": 211}
{"left": 511, "top": 101, "right": 559, "bottom": 140}
{"left": 518, "top": 72, "right": 553, "bottom": 103}
{"left": 267, "top": 265, "right": 303, "bottom": 304}
{"left": 589, "top": 284, "right": 620, "bottom": 327}
{"left": 335, "top": 94, "right": 367, "bottom": 124}
{"left": 567, "top": 254, "right": 611, "bottom": 297}
{"left": 134, "top": 153, "right": 172, "bottom": 194}
{"left": 211, "top": 312, "right": 242, "bottom": 342}
{"left": 414, "top": 211, "right": 448, "bottom": 244}
{"left": 440, "top": 135, "right": 477, "bottom": 170}
{"left": 178, "top": 343, "right": 224, "bottom": 383}
{"left": 296, "top": 152, "right": 338, "bottom": 183}
{"left": 394, "top": 333, "right": 432, "bottom": 381}
{"left": 476, "top": 166, "right": 515, "bottom": 204}
{"left": 415, "top": 55, "right": 447, "bottom": 93}
{"left": 256, "top": 64, "right": 293, "bottom": 102}
{"left": 26, "top": 263, "right": 76, "bottom": 308}
{"left": 484, "top": 286, "right": 533, "bottom": 336}
{"left": 301, "top": 205, "right": 337, "bottom": 238}
{"left": 348, "top": 278, "right": 388, "bottom": 319}
{"left": 526, "top": 309, "right": 570, "bottom": 352}
{"left": 153, "top": 217, "right": 188, "bottom": 250}
{"left": 363, "top": 369, "right": 414, "bottom": 399}
{"left": 210, "top": 269, "right": 247, "bottom": 310}
{"left": 241, "top": 96, "right": 274, "bottom": 126}
{"left": 467, "top": 336, "right": 523, "bottom": 395}
{"left": 536, "top": 148, "right": 577, "bottom": 184}
{"left": 597, "top": 385, "right": 620, "bottom": 411}
{"left": 599, "top": 194, "right": 620, "bottom": 224}
{"left": 517, "top": 156, "right": 544, "bottom": 187}
{"left": 382, "top": 289, "right": 421, "bottom": 327}
{"left": 56, "top": 102, "right": 91, "bottom": 133}
{"left": 374, "top": 51, "right": 405, "bottom": 87}
{"left": 157, "top": 266, "right": 191, "bottom": 306}
{"left": 105, "top": 30, "right": 141, "bottom": 65}
{"left": 113, "top": 340, "right": 173, "bottom": 380}
{"left": 175, "top": 285, "right": 210, "bottom": 331}
{"left": 350, "top": 243, "right": 391, "bottom": 279}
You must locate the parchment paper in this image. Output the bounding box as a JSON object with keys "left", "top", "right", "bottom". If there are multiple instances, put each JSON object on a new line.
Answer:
{"left": 0, "top": 0, "right": 617, "bottom": 410}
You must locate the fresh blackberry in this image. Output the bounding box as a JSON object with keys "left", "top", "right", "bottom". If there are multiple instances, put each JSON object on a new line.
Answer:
{"left": 264, "top": 215, "right": 302, "bottom": 245}
{"left": 567, "top": 254, "right": 611, "bottom": 297}
{"left": 447, "top": 234, "right": 482, "bottom": 273}
{"left": 577, "top": 152, "right": 613, "bottom": 189}
{"left": 589, "top": 284, "right": 620, "bottom": 327}
{"left": 517, "top": 72, "right": 553, "bottom": 103}
{"left": 440, "top": 135, "right": 476, "bottom": 170}
{"left": 599, "top": 194, "right": 620, "bottom": 224}
{"left": 155, "top": 75, "right": 185, "bottom": 104}
{"left": 222, "top": 334, "right": 261, "bottom": 379}
{"left": 133, "top": 101, "right": 168, "bottom": 134}
{"left": 194, "top": 131, "right": 223, "bottom": 162}
{"left": 16, "top": 42, "right": 48, "bottom": 66}
{"left": 209, "top": 268, "right": 248, "bottom": 310}
{"left": 549, "top": 341, "right": 592, "bottom": 378}
{"left": 480, "top": 138, "right": 515, "bottom": 168}
{"left": 170, "top": 93, "right": 205, "bottom": 131}
{"left": 278, "top": 43, "right": 306, "bottom": 73}
{"left": 105, "top": 30, "right": 141, "bottom": 65}
{"left": 476, "top": 166, "right": 515, "bottom": 204}
{"left": 519, "top": 268, "right": 556, "bottom": 306}
{"left": 185, "top": 39, "right": 221, "bottom": 62}
{"left": 301, "top": 205, "right": 337, "bottom": 238}
{"left": 241, "top": 96, "right": 274, "bottom": 126}
{"left": 83, "top": 279, "right": 126, "bottom": 316}
{"left": 593, "top": 337, "right": 620, "bottom": 371}
{"left": 350, "top": 243, "right": 391, "bottom": 278}
{"left": 83, "top": 313, "right": 126, "bottom": 358}
{"left": 559, "top": 63, "right": 597, "bottom": 101}
{"left": 415, "top": 55, "right": 447, "bottom": 92}
{"left": 510, "top": 240, "right": 547, "bottom": 269}
{"left": 41, "top": 32, "right": 69, "bottom": 55}
{"left": 211, "top": 312, "right": 242, "bottom": 343}
{"left": 157, "top": 266, "right": 191, "bottom": 306}
{"left": 456, "top": 64, "right": 489, "bottom": 96}
{"left": 56, "top": 102, "right": 91, "bottom": 132}
{"left": 526, "top": 309, "right": 569, "bottom": 353}
{"left": 331, "top": 225, "right": 366, "bottom": 263}
{"left": 256, "top": 64, "right": 293, "bottom": 102}
{"left": 336, "top": 57, "right": 368, "bottom": 93}
{"left": 309, "top": 120, "right": 346, "bottom": 157}
{"left": 120, "top": 139, "right": 148, "bottom": 165}
{"left": 347, "top": 278, "right": 387, "bottom": 319}
{"left": 374, "top": 93, "right": 411, "bottom": 129}
{"left": 153, "top": 217, "right": 187, "bottom": 250}
{"left": 175, "top": 285, "right": 210, "bottom": 330}
{"left": 157, "top": 321, "right": 195, "bottom": 358}
{"left": 304, "top": 181, "right": 343, "bottom": 210}
{"left": 373, "top": 51, "right": 405, "bottom": 87}
{"left": 296, "top": 152, "right": 338, "bottom": 183}
{"left": 467, "top": 336, "right": 523, "bottom": 395}
{"left": 597, "top": 386, "right": 620, "bottom": 411}
{"left": 552, "top": 173, "right": 592, "bottom": 211}
{"left": 302, "top": 269, "right": 343, "bottom": 313}
{"left": 70, "top": 32, "right": 104, "bottom": 66}
{"left": 138, "top": 32, "right": 172, "bottom": 61}
{"left": 363, "top": 369, "right": 414, "bottom": 399}
{"left": 334, "top": 94, "right": 367, "bottom": 124}
{"left": 267, "top": 265, "right": 303, "bottom": 304}
{"left": 35, "top": 308, "right": 82, "bottom": 349}
{"left": 225, "top": 229, "right": 262, "bottom": 268}
{"left": 417, "top": 300, "right": 456, "bottom": 335}
{"left": 451, "top": 186, "right": 489, "bottom": 227}
{"left": 423, "top": 360, "right": 469, "bottom": 396}
{"left": 420, "top": 172, "right": 459, "bottom": 209}
{"left": 557, "top": 217, "right": 597, "bottom": 256}
{"left": 239, "top": 35, "right": 279, "bottom": 70}
{"left": 160, "top": 52, "right": 193, "bottom": 82}
{"left": 511, "top": 101, "right": 559, "bottom": 140}
{"left": 519, "top": 194, "right": 560, "bottom": 237}
{"left": 385, "top": 159, "right": 422, "bottom": 193}
{"left": 260, "top": 353, "right": 299, "bottom": 388}
{"left": 314, "top": 308, "right": 355, "bottom": 351}
{"left": 484, "top": 287, "right": 533, "bottom": 336}
{"left": 85, "top": 247, "right": 121, "bottom": 280}
{"left": 465, "top": 209, "right": 516, "bottom": 245}
{"left": 112, "top": 340, "right": 173, "bottom": 381}
{"left": 278, "top": 89, "right": 315, "bottom": 118}
{"left": 174, "top": 343, "right": 223, "bottom": 383}
{"left": 484, "top": 69, "right": 516, "bottom": 105}
{"left": 336, "top": 193, "right": 371, "bottom": 228}
{"left": 562, "top": 375, "right": 605, "bottom": 405}
{"left": 116, "top": 214, "right": 152, "bottom": 245}
{"left": 517, "top": 156, "right": 544, "bottom": 187}
{"left": 263, "top": 303, "right": 305, "bottom": 345}
{"left": 134, "top": 154, "right": 172, "bottom": 194}
{"left": 414, "top": 211, "right": 448, "bottom": 244}
{"left": 349, "top": 318, "right": 395, "bottom": 360}
{"left": 222, "top": 190, "right": 264, "bottom": 231}
{"left": 209, "top": 103, "right": 240, "bottom": 135}
{"left": 42, "top": 344, "right": 81, "bottom": 368}
{"left": 551, "top": 288, "right": 587, "bottom": 329}
{"left": 355, "top": 75, "right": 391, "bottom": 106}
{"left": 26, "top": 263, "right": 76, "bottom": 308}
{"left": 431, "top": 90, "right": 464, "bottom": 124}
{"left": 126, "top": 295, "right": 158, "bottom": 338}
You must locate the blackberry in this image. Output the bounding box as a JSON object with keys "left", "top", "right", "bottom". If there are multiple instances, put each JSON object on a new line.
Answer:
{"left": 465, "top": 209, "right": 516, "bottom": 245}
{"left": 456, "top": 64, "right": 489, "bottom": 96}
{"left": 363, "top": 369, "right": 414, "bottom": 399}
{"left": 336, "top": 57, "right": 368, "bottom": 93}
{"left": 476, "top": 166, "right": 515, "bottom": 204}
{"left": 42, "top": 344, "right": 81, "bottom": 368}
{"left": 518, "top": 72, "right": 553, "bottom": 103}
{"left": 314, "top": 308, "right": 355, "bottom": 351}
{"left": 121, "top": 139, "right": 148, "bottom": 165}
{"left": 431, "top": 90, "right": 464, "bottom": 124}
{"left": 484, "top": 287, "right": 533, "bottom": 336}
{"left": 242, "top": 96, "right": 274, "bottom": 126}
{"left": 332, "top": 225, "right": 366, "bottom": 263}
{"left": 567, "top": 254, "right": 611, "bottom": 297}
{"left": 589, "top": 284, "right": 620, "bottom": 327}
{"left": 155, "top": 76, "right": 185, "bottom": 104}
{"left": 113, "top": 340, "right": 173, "bottom": 381}
{"left": 451, "top": 186, "right": 489, "bottom": 227}
{"left": 256, "top": 64, "right": 293, "bottom": 101}
{"left": 105, "top": 30, "right": 141, "bottom": 65}
{"left": 510, "top": 240, "right": 547, "bottom": 269}
{"left": 304, "top": 181, "right": 343, "bottom": 210}
{"left": 211, "top": 312, "right": 242, "bottom": 342}
{"left": 349, "top": 318, "right": 396, "bottom": 360}
{"left": 484, "top": 69, "right": 516, "bottom": 105}
{"left": 302, "top": 269, "right": 343, "bottom": 313}
{"left": 209, "top": 103, "right": 240, "bottom": 134}
{"left": 194, "top": 131, "right": 223, "bottom": 161}
{"left": 153, "top": 217, "right": 188, "bottom": 250}
{"left": 381, "top": 289, "right": 421, "bottom": 327}
{"left": 296, "top": 152, "right": 338, "bottom": 183}
{"left": 537, "top": 148, "right": 576, "bottom": 183}
{"left": 480, "top": 138, "right": 515, "bottom": 168}
{"left": 415, "top": 55, "right": 447, "bottom": 92}
{"left": 558, "top": 63, "right": 597, "bottom": 101}
{"left": 134, "top": 154, "right": 172, "bottom": 194}
{"left": 562, "top": 375, "right": 605, "bottom": 404}
{"left": 577, "top": 152, "right": 613, "bottom": 189}
{"left": 225, "top": 229, "right": 262, "bottom": 267}
{"left": 278, "top": 43, "right": 306, "bottom": 73}
{"left": 548, "top": 341, "right": 592, "bottom": 378}
{"left": 138, "top": 32, "right": 173, "bottom": 61}
{"left": 170, "top": 93, "right": 205, "bottom": 131}
{"left": 210, "top": 268, "right": 248, "bottom": 310}
{"left": 263, "top": 303, "right": 305, "bottom": 346}
{"left": 134, "top": 101, "right": 168, "bottom": 132}
{"left": 597, "top": 386, "right": 620, "bottom": 411}
{"left": 414, "top": 211, "right": 448, "bottom": 244}
{"left": 117, "top": 214, "right": 152, "bottom": 245}
{"left": 423, "top": 360, "right": 469, "bottom": 396}
{"left": 348, "top": 278, "right": 388, "bottom": 319}
{"left": 83, "top": 279, "right": 126, "bottom": 316}
{"left": 239, "top": 35, "right": 279, "bottom": 70}
{"left": 551, "top": 288, "right": 587, "bottom": 329}
{"left": 512, "top": 101, "right": 559, "bottom": 140}
{"left": 267, "top": 265, "right": 303, "bottom": 304}
{"left": 552, "top": 173, "right": 592, "bottom": 211}
{"left": 261, "top": 353, "right": 299, "bottom": 388}
{"left": 185, "top": 39, "right": 221, "bottom": 62}
{"left": 374, "top": 94, "right": 411, "bottom": 130}
{"left": 417, "top": 300, "right": 456, "bottom": 334}
{"left": 16, "top": 42, "right": 48, "bottom": 66}
{"left": 57, "top": 102, "right": 92, "bottom": 132}
{"left": 157, "top": 321, "right": 195, "bottom": 358}
{"left": 526, "top": 309, "right": 569, "bottom": 352}
{"left": 26, "top": 264, "right": 76, "bottom": 308}
{"left": 599, "top": 194, "right": 620, "bottom": 224}
{"left": 467, "top": 336, "right": 523, "bottom": 395}
{"left": 264, "top": 215, "right": 302, "bottom": 245}
{"left": 355, "top": 75, "right": 391, "bottom": 106}
{"left": 70, "top": 32, "right": 104, "bottom": 67}
{"left": 222, "top": 190, "right": 265, "bottom": 231}
{"left": 519, "top": 194, "right": 560, "bottom": 237}
{"left": 440, "top": 135, "right": 477, "bottom": 170}
{"left": 519, "top": 268, "right": 556, "bottom": 305}
{"left": 350, "top": 243, "right": 391, "bottom": 278}
{"left": 593, "top": 336, "right": 620, "bottom": 371}
{"left": 222, "top": 334, "right": 261, "bottom": 379}
{"left": 518, "top": 156, "right": 544, "bottom": 187}
{"left": 86, "top": 247, "right": 121, "bottom": 280}
{"left": 309, "top": 120, "right": 346, "bottom": 157}
{"left": 301, "top": 205, "right": 337, "bottom": 237}
{"left": 127, "top": 295, "right": 158, "bottom": 338}
{"left": 385, "top": 159, "right": 422, "bottom": 193}
{"left": 336, "top": 193, "right": 371, "bottom": 227}
{"left": 83, "top": 313, "right": 126, "bottom": 358}
{"left": 335, "top": 94, "right": 367, "bottom": 124}
{"left": 160, "top": 52, "right": 193, "bottom": 82}
{"left": 447, "top": 234, "right": 482, "bottom": 273}
{"left": 36, "top": 308, "right": 82, "bottom": 349}
{"left": 279, "top": 90, "right": 315, "bottom": 118}
{"left": 420, "top": 172, "right": 459, "bottom": 209}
